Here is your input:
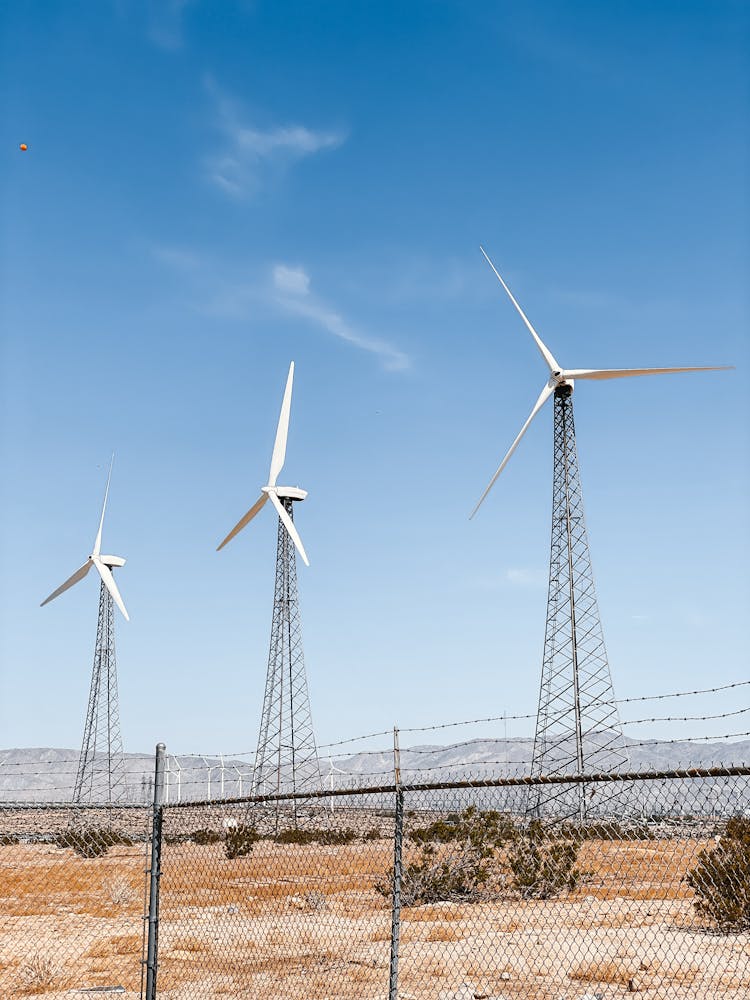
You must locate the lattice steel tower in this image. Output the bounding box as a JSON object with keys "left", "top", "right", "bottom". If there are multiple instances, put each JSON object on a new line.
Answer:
{"left": 528, "top": 387, "right": 629, "bottom": 818}
{"left": 253, "top": 493, "right": 320, "bottom": 799}
{"left": 217, "top": 362, "right": 321, "bottom": 806}
{"left": 74, "top": 574, "right": 126, "bottom": 804}
{"left": 472, "top": 248, "right": 728, "bottom": 819}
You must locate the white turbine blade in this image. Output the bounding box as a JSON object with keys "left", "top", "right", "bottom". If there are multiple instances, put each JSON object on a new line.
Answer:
{"left": 564, "top": 365, "right": 734, "bottom": 382}
{"left": 40, "top": 560, "right": 93, "bottom": 607}
{"left": 267, "top": 491, "right": 310, "bottom": 567}
{"left": 93, "top": 454, "right": 115, "bottom": 557}
{"left": 216, "top": 493, "right": 268, "bottom": 551}
{"left": 480, "top": 247, "right": 559, "bottom": 373}
{"left": 268, "top": 362, "right": 295, "bottom": 487}
{"left": 470, "top": 382, "right": 555, "bottom": 519}
{"left": 93, "top": 557, "right": 130, "bottom": 621}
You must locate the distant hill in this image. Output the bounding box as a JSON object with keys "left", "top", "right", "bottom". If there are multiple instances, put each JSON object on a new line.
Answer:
{"left": 2, "top": 736, "right": 748, "bottom": 806}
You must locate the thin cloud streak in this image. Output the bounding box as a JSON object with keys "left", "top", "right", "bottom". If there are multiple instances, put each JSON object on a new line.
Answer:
{"left": 272, "top": 265, "right": 410, "bottom": 372}
{"left": 152, "top": 247, "right": 409, "bottom": 371}
{"left": 205, "top": 83, "right": 346, "bottom": 198}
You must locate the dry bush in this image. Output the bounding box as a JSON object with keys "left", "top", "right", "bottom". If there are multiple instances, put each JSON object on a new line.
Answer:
{"left": 104, "top": 873, "right": 137, "bottom": 906}
{"left": 275, "top": 826, "right": 357, "bottom": 845}
{"left": 18, "top": 953, "right": 58, "bottom": 992}
{"left": 225, "top": 823, "right": 259, "bottom": 859}
{"left": 687, "top": 817, "right": 750, "bottom": 931}
{"left": 303, "top": 889, "right": 327, "bottom": 911}
{"left": 507, "top": 820, "right": 582, "bottom": 899}
{"left": 411, "top": 806, "right": 516, "bottom": 848}
{"left": 190, "top": 828, "right": 224, "bottom": 845}
{"left": 55, "top": 826, "right": 133, "bottom": 858}
{"left": 379, "top": 807, "right": 512, "bottom": 906}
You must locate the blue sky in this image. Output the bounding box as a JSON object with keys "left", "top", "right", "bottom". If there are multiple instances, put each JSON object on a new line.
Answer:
{"left": 1, "top": 1, "right": 748, "bottom": 757}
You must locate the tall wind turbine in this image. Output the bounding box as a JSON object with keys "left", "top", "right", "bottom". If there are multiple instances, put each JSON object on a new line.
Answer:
{"left": 474, "top": 248, "right": 732, "bottom": 819}
{"left": 41, "top": 458, "right": 130, "bottom": 805}
{"left": 218, "top": 361, "right": 321, "bottom": 809}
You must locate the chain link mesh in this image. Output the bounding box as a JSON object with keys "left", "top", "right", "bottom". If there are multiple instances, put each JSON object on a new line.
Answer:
{"left": 0, "top": 800, "right": 151, "bottom": 997}
{"left": 2, "top": 767, "right": 749, "bottom": 998}
{"left": 155, "top": 789, "right": 394, "bottom": 997}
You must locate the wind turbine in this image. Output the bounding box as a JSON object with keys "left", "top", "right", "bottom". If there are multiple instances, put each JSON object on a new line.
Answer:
{"left": 218, "top": 361, "right": 321, "bottom": 816}
{"left": 218, "top": 361, "right": 308, "bottom": 566}
{"left": 474, "top": 248, "right": 732, "bottom": 819}
{"left": 41, "top": 458, "right": 129, "bottom": 804}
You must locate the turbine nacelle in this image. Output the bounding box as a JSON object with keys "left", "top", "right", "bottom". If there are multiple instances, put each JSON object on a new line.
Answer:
{"left": 263, "top": 486, "right": 308, "bottom": 503}
{"left": 471, "top": 247, "right": 734, "bottom": 518}
{"left": 98, "top": 555, "right": 126, "bottom": 568}
{"left": 549, "top": 372, "right": 574, "bottom": 394}
{"left": 217, "top": 362, "right": 310, "bottom": 566}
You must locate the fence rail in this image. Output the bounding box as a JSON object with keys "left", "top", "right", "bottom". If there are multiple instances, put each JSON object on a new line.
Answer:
{"left": 1, "top": 753, "right": 749, "bottom": 998}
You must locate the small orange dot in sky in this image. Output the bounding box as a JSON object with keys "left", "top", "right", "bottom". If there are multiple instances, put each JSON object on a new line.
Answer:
{"left": 19, "top": 143, "right": 28, "bottom": 151}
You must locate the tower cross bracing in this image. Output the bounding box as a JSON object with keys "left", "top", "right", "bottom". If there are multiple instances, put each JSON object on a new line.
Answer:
{"left": 74, "top": 576, "right": 126, "bottom": 804}
{"left": 529, "top": 387, "right": 629, "bottom": 818}
{"left": 253, "top": 495, "right": 320, "bottom": 799}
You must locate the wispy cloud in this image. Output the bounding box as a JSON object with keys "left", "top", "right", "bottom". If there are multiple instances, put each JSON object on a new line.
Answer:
{"left": 152, "top": 247, "right": 409, "bottom": 372}
{"left": 205, "top": 83, "right": 346, "bottom": 198}
{"left": 271, "top": 265, "right": 410, "bottom": 372}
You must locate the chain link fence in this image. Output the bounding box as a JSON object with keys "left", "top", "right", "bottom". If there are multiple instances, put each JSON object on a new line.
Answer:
{"left": 2, "top": 757, "right": 750, "bottom": 998}
{"left": 0, "top": 800, "right": 151, "bottom": 998}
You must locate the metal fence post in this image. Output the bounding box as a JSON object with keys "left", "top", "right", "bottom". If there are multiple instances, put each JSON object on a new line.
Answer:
{"left": 144, "top": 743, "right": 166, "bottom": 1000}
{"left": 389, "top": 727, "right": 404, "bottom": 1000}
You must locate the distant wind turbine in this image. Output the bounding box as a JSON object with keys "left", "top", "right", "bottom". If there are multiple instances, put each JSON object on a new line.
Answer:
{"left": 41, "top": 457, "right": 129, "bottom": 804}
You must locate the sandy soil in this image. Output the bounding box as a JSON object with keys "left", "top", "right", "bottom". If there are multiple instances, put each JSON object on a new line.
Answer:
{"left": 1, "top": 837, "right": 749, "bottom": 999}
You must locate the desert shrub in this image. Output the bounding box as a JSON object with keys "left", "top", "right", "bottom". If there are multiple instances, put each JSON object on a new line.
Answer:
{"left": 399, "top": 840, "right": 493, "bottom": 904}
{"left": 687, "top": 817, "right": 750, "bottom": 931}
{"left": 191, "top": 828, "right": 224, "bottom": 845}
{"left": 507, "top": 820, "right": 582, "bottom": 899}
{"left": 274, "top": 826, "right": 357, "bottom": 846}
{"left": 378, "top": 807, "right": 511, "bottom": 906}
{"left": 0, "top": 833, "right": 19, "bottom": 846}
{"left": 103, "top": 874, "right": 137, "bottom": 906}
{"left": 363, "top": 827, "right": 381, "bottom": 841}
{"left": 303, "top": 890, "right": 327, "bottom": 911}
{"left": 411, "top": 806, "right": 515, "bottom": 848}
{"left": 321, "top": 827, "right": 357, "bottom": 845}
{"left": 19, "top": 953, "right": 57, "bottom": 990}
{"left": 726, "top": 817, "right": 750, "bottom": 846}
{"left": 225, "top": 824, "right": 259, "bottom": 859}
{"left": 55, "top": 827, "right": 133, "bottom": 858}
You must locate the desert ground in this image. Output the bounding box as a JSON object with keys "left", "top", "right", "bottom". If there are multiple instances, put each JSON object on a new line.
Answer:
{"left": 2, "top": 831, "right": 749, "bottom": 999}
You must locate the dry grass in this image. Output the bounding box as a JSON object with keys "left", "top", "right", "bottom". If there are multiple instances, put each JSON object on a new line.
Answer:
{"left": 1, "top": 836, "right": 748, "bottom": 999}
{"left": 404, "top": 903, "right": 464, "bottom": 922}
{"left": 425, "top": 924, "right": 462, "bottom": 942}
{"left": 85, "top": 933, "right": 142, "bottom": 959}
{"left": 569, "top": 957, "right": 637, "bottom": 984}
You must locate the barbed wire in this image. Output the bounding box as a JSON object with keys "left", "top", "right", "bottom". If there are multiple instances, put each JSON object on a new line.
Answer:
{"left": 622, "top": 706, "right": 750, "bottom": 726}
{"left": 317, "top": 679, "right": 750, "bottom": 751}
